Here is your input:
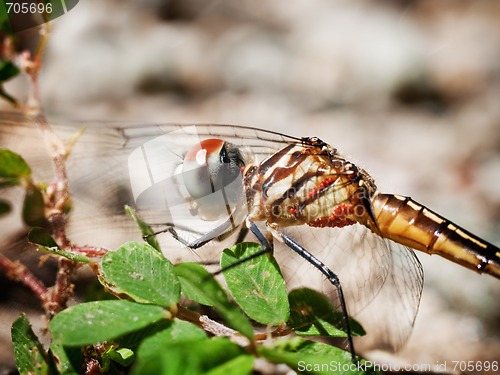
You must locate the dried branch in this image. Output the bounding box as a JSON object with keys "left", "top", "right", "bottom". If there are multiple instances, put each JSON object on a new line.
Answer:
{"left": 177, "top": 305, "right": 251, "bottom": 348}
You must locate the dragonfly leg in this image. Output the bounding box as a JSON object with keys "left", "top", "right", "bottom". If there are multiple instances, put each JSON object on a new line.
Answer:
{"left": 247, "top": 220, "right": 273, "bottom": 251}
{"left": 145, "top": 223, "right": 202, "bottom": 238}
{"left": 270, "top": 226, "right": 357, "bottom": 362}
{"left": 213, "top": 220, "right": 273, "bottom": 275}
{"left": 167, "top": 226, "right": 214, "bottom": 249}
{"left": 234, "top": 225, "right": 249, "bottom": 245}
{"left": 145, "top": 219, "right": 234, "bottom": 250}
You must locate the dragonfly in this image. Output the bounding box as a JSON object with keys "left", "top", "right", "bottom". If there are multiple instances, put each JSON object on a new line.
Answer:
{"left": 1, "top": 112, "right": 499, "bottom": 359}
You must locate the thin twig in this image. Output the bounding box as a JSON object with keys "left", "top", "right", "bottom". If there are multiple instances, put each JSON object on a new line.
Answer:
{"left": 24, "top": 24, "right": 50, "bottom": 116}
{"left": 71, "top": 246, "right": 109, "bottom": 257}
{"left": 177, "top": 306, "right": 251, "bottom": 348}
{"left": 254, "top": 323, "right": 293, "bottom": 341}
{"left": 0, "top": 12, "right": 81, "bottom": 320}
{"left": 0, "top": 254, "right": 48, "bottom": 302}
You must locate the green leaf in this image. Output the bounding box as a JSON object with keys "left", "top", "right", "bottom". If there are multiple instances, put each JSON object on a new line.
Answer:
{"left": 49, "top": 343, "right": 82, "bottom": 375}
{"left": 0, "top": 59, "right": 20, "bottom": 82}
{"left": 137, "top": 319, "right": 207, "bottom": 348}
{"left": 22, "top": 187, "right": 48, "bottom": 227}
{"left": 0, "top": 199, "right": 11, "bottom": 217}
{"left": 221, "top": 242, "right": 289, "bottom": 325}
{"left": 175, "top": 262, "right": 215, "bottom": 306}
{"left": 125, "top": 205, "right": 161, "bottom": 252}
{"left": 0, "top": 149, "right": 31, "bottom": 185}
{"left": 204, "top": 354, "right": 254, "bottom": 375}
{"left": 288, "top": 288, "right": 364, "bottom": 337}
{"left": 132, "top": 320, "right": 207, "bottom": 374}
{"left": 49, "top": 300, "right": 169, "bottom": 346}
{"left": 28, "top": 227, "right": 58, "bottom": 248}
{"left": 28, "top": 227, "right": 91, "bottom": 263}
{"left": 103, "top": 347, "right": 135, "bottom": 367}
{"left": 100, "top": 242, "right": 180, "bottom": 306}
{"left": 259, "top": 337, "right": 378, "bottom": 375}
{"left": 173, "top": 262, "right": 253, "bottom": 340}
{"left": 0, "top": 5, "right": 14, "bottom": 35}
{"left": 114, "top": 319, "right": 171, "bottom": 351}
{"left": 40, "top": 245, "right": 90, "bottom": 263}
{"left": 134, "top": 329, "right": 252, "bottom": 375}
{"left": 11, "top": 314, "right": 52, "bottom": 375}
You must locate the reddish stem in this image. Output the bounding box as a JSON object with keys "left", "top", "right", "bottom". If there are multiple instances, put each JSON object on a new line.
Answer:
{"left": 0, "top": 254, "right": 48, "bottom": 302}
{"left": 72, "top": 246, "right": 109, "bottom": 257}
{"left": 44, "top": 258, "right": 77, "bottom": 318}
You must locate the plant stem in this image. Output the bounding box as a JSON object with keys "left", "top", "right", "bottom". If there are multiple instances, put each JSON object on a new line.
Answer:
{"left": 177, "top": 305, "right": 251, "bottom": 347}
{"left": 44, "top": 258, "right": 78, "bottom": 317}
{"left": 72, "top": 246, "right": 109, "bottom": 257}
{"left": 0, "top": 254, "right": 49, "bottom": 302}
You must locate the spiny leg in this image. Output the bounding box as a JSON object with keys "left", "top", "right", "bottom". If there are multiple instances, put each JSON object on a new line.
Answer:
{"left": 270, "top": 226, "right": 357, "bottom": 362}
{"left": 212, "top": 220, "right": 273, "bottom": 275}
{"left": 144, "top": 219, "right": 234, "bottom": 250}
{"left": 147, "top": 219, "right": 272, "bottom": 274}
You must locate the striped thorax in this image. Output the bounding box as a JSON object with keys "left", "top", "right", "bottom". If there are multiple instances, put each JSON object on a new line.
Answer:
{"left": 244, "top": 137, "right": 377, "bottom": 229}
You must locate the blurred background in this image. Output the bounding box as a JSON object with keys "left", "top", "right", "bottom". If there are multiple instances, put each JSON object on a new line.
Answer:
{"left": 1, "top": 0, "right": 500, "bottom": 373}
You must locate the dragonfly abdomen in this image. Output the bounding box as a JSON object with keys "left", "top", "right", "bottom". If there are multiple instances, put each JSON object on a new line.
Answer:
{"left": 370, "top": 193, "right": 500, "bottom": 279}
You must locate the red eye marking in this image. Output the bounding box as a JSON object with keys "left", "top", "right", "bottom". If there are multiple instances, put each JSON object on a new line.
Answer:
{"left": 184, "top": 139, "right": 225, "bottom": 163}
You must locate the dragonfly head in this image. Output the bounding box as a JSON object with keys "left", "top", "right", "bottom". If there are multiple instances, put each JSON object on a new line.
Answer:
{"left": 182, "top": 139, "right": 246, "bottom": 221}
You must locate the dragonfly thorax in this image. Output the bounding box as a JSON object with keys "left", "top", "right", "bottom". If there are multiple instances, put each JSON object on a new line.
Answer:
{"left": 245, "top": 139, "right": 377, "bottom": 229}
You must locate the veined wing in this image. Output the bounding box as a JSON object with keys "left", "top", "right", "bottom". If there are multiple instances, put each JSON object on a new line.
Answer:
{"left": 276, "top": 224, "right": 423, "bottom": 351}
{"left": 0, "top": 112, "right": 299, "bottom": 250}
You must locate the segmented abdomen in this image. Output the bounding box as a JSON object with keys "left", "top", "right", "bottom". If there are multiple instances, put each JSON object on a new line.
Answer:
{"left": 370, "top": 193, "right": 500, "bottom": 279}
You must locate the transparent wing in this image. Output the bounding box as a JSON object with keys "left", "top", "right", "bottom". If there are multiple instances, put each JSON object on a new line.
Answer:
{"left": 275, "top": 224, "right": 423, "bottom": 351}
{"left": 0, "top": 112, "right": 299, "bottom": 251}
{"left": 353, "top": 238, "right": 424, "bottom": 351}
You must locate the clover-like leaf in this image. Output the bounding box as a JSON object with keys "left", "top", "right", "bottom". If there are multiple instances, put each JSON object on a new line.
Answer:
{"left": 12, "top": 314, "right": 53, "bottom": 374}
{"left": 49, "top": 300, "right": 168, "bottom": 346}
{"left": 259, "top": 337, "right": 379, "bottom": 375}
{"left": 100, "top": 242, "right": 180, "bottom": 306}
{"left": 221, "top": 242, "right": 289, "bottom": 325}
{"left": 288, "top": 288, "right": 364, "bottom": 337}
{"left": 134, "top": 330, "right": 253, "bottom": 375}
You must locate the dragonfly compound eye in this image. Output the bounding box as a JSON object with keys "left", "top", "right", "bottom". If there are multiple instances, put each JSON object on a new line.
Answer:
{"left": 182, "top": 139, "right": 245, "bottom": 220}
